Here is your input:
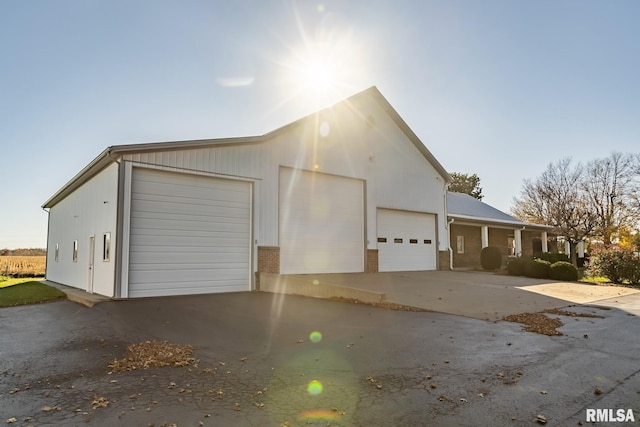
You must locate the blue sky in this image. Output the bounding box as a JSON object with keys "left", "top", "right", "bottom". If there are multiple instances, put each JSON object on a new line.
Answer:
{"left": 1, "top": 0, "right": 639, "bottom": 248}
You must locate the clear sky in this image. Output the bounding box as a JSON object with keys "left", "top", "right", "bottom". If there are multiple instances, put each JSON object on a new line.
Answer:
{"left": 1, "top": 0, "right": 639, "bottom": 249}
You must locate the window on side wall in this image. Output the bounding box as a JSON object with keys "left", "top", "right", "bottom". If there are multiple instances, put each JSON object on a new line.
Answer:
{"left": 73, "top": 240, "right": 78, "bottom": 262}
{"left": 456, "top": 236, "right": 465, "bottom": 254}
{"left": 55, "top": 244, "right": 59, "bottom": 262}
{"left": 103, "top": 232, "right": 111, "bottom": 262}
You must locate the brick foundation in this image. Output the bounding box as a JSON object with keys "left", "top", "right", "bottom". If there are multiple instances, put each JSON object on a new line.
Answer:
{"left": 257, "top": 246, "right": 280, "bottom": 274}
{"left": 438, "top": 251, "right": 450, "bottom": 270}
{"left": 366, "top": 249, "right": 379, "bottom": 272}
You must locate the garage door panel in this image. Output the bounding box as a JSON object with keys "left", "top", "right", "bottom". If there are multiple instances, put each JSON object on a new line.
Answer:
{"left": 377, "top": 209, "right": 436, "bottom": 272}
{"left": 129, "top": 281, "right": 248, "bottom": 298}
{"left": 132, "top": 199, "right": 248, "bottom": 218}
{"left": 128, "top": 168, "right": 251, "bottom": 297}
{"left": 130, "top": 251, "right": 248, "bottom": 265}
{"left": 279, "top": 168, "right": 364, "bottom": 274}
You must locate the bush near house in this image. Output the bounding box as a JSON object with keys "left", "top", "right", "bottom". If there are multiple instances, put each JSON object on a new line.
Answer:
{"left": 507, "top": 257, "right": 527, "bottom": 276}
{"left": 480, "top": 246, "right": 502, "bottom": 270}
{"left": 534, "top": 252, "right": 569, "bottom": 264}
{"left": 525, "top": 259, "right": 551, "bottom": 279}
{"left": 549, "top": 261, "right": 579, "bottom": 282}
{"left": 587, "top": 248, "right": 640, "bottom": 286}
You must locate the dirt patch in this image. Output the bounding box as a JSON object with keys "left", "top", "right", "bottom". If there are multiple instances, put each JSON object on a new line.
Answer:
{"left": 503, "top": 313, "right": 564, "bottom": 336}
{"left": 543, "top": 308, "right": 604, "bottom": 319}
{"left": 329, "top": 297, "right": 428, "bottom": 312}
{"left": 108, "top": 341, "right": 198, "bottom": 372}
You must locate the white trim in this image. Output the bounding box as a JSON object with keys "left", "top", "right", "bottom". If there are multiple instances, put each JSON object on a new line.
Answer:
{"left": 119, "top": 161, "right": 133, "bottom": 298}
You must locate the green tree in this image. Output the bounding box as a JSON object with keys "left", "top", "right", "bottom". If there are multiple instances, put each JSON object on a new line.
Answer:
{"left": 449, "top": 172, "right": 483, "bottom": 200}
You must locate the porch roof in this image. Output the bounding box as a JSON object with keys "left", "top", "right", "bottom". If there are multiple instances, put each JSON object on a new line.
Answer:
{"left": 447, "top": 192, "right": 552, "bottom": 231}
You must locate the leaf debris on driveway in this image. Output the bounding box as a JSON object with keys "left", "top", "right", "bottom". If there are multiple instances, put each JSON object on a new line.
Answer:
{"left": 108, "top": 341, "right": 197, "bottom": 372}
{"left": 503, "top": 313, "right": 564, "bottom": 336}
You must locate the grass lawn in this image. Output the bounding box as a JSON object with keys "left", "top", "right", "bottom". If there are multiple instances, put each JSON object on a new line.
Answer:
{"left": 0, "top": 276, "right": 45, "bottom": 288}
{"left": 0, "top": 281, "right": 66, "bottom": 308}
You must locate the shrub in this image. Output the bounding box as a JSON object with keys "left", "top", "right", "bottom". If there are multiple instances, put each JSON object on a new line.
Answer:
{"left": 549, "top": 261, "right": 578, "bottom": 281}
{"left": 481, "top": 246, "right": 502, "bottom": 270}
{"left": 534, "top": 252, "right": 569, "bottom": 264}
{"left": 588, "top": 248, "right": 640, "bottom": 286}
{"left": 507, "top": 257, "right": 527, "bottom": 276}
{"left": 524, "top": 259, "right": 551, "bottom": 279}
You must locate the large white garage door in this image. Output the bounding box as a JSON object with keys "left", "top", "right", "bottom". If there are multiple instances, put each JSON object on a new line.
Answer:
{"left": 377, "top": 209, "right": 437, "bottom": 272}
{"left": 279, "top": 168, "right": 364, "bottom": 274}
{"left": 128, "top": 168, "right": 251, "bottom": 297}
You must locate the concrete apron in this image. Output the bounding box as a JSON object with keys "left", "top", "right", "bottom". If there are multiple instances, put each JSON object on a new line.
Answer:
{"left": 259, "top": 270, "right": 640, "bottom": 321}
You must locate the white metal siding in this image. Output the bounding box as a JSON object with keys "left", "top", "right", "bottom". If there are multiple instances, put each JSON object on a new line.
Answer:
{"left": 279, "top": 168, "right": 364, "bottom": 274}
{"left": 377, "top": 209, "right": 437, "bottom": 271}
{"left": 45, "top": 163, "right": 118, "bottom": 297}
{"left": 120, "top": 89, "right": 448, "bottom": 256}
{"left": 128, "top": 168, "right": 251, "bottom": 297}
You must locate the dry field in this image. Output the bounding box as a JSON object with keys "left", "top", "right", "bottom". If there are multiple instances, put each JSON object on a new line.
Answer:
{"left": 0, "top": 256, "right": 46, "bottom": 277}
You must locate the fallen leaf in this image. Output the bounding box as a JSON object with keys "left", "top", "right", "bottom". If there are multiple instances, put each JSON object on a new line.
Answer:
{"left": 376, "top": 383, "right": 383, "bottom": 389}
{"left": 536, "top": 414, "right": 547, "bottom": 424}
{"left": 6, "top": 418, "right": 17, "bottom": 424}
{"left": 459, "top": 398, "right": 467, "bottom": 402}
{"left": 540, "top": 390, "right": 548, "bottom": 395}
{"left": 594, "top": 387, "right": 603, "bottom": 395}
{"left": 430, "top": 383, "right": 437, "bottom": 389}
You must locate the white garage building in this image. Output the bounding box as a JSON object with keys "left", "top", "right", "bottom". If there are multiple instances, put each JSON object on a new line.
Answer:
{"left": 42, "top": 87, "right": 452, "bottom": 298}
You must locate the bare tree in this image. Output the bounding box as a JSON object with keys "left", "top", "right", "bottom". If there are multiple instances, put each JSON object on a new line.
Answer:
{"left": 512, "top": 158, "right": 598, "bottom": 266}
{"left": 582, "top": 152, "right": 640, "bottom": 246}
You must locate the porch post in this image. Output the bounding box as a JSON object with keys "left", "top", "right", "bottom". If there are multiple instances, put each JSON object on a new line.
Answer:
{"left": 541, "top": 231, "right": 548, "bottom": 253}
{"left": 564, "top": 240, "right": 571, "bottom": 255}
{"left": 577, "top": 241, "right": 585, "bottom": 258}
{"left": 514, "top": 229, "right": 522, "bottom": 257}
{"left": 481, "top": 226, "right": 489, "bottom": 248}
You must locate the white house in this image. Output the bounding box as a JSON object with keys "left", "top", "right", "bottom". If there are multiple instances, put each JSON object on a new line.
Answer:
{"left": 42, "top": 87, "right": 452, "bottom": 298}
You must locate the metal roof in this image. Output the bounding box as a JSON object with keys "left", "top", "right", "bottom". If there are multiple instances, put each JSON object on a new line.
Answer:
{"left": 447, "top": 191, "right": 552, "bottom": 230}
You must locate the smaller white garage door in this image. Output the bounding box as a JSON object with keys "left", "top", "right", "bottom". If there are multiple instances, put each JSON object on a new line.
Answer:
{"left": 377, "top": 209, "right": 437, "bottom": 272}
{"left": 128, "top": 168, "right": 251, "bottom": 297}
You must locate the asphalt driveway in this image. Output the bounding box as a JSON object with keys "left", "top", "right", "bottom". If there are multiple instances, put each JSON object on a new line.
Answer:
{"left": 2, "top": 290, "right": 639, "bottom": 426}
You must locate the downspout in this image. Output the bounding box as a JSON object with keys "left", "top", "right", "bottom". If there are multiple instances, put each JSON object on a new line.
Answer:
{"left": 448, "top": 218, "right": 455, "bottom": 270}
{"left": 443, "top": 184, "right": 453, "bottom": 270}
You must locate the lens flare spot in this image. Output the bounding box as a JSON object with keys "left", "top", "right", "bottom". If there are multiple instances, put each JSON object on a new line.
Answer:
{"left": 307, "top": 380, "right": 323, "bottom": 396}
{"left": 309, "top": 331, "right": 322, "bottom": 343}
{"left": 312, "top": 279, "right": 320, "bottom": 286}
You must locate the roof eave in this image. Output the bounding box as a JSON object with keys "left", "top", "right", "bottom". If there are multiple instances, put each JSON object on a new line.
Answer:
{"left": 42, "top": 147, "right": 117, "bottom": 209}
{"left": 369, "top": 87, "right": 453, "bottom": 184}
{"left": 448, "top": 213, "right": 553, "bottom": 231}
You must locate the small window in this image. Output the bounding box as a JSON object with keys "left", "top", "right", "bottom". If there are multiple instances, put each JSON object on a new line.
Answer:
{"left": 377, "top": 237, "right": 387, "bottom": 243}
{"left": 424, "top": 239, "right": 432, "bottom": 244}
{"left": 394, "top": 238, "right": 403, "bottom": 243}
{"left": 72, "top": 240, "right": 78, "bottom": 262}
{"left": 55, "top": 244, "right": 59, "bottom": 262}
{"left": 456, "top": 236, "right": 465, "bottom": 254}
{"left": 103, "top": 232, "right": 111, "bottom": 261}
{"left": 409, "top": 239, "right": 418, "bottom": 244}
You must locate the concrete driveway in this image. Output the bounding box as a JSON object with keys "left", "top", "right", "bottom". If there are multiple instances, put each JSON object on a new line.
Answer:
{"left": 270, "top": 270, "right": 640, "bottom": 321}
{"left": 1, "top": 291, "right": 640, "bottom": 426}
